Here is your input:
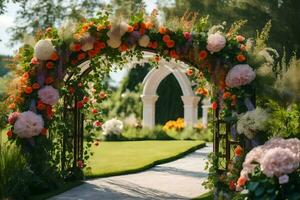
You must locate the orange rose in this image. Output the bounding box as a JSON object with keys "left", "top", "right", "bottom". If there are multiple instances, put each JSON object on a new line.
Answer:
{"left": 24, "top": 86, "right": 33, "bottom": 94}
{"left": 169, "top": 50, "right": 178, "bottom": 58}
{"left": 119, "top": 43, "right": 128, "bottom": 52}
{"left": 211, "top": 101, "right": 218, "bottom": 110}
{"left": 236, "top": 35, "right": 245, "bottom": 43}
{"left": 37, "top": 101, "right": 46, "bottom": 110}
{"left": 159, "top": 26, "right": 167, "bottom": 34}
{"left": 22, "top": 72, "right": 30, "bottom": 80}
{"left": 237, "top": 176, "right": 247, "bottom": 187}
{"left": 145, "top": 22, "right": 153, "bottom": 30}
{"left": 234, "top": 145, "right": 243, "bottom": 157}
{"left": 186, "top": 69, "right": 193, "bottom": 76}
{"left": 77, "top": 53, "right": 86, "bottom": 60}
{"left": 46, "top": 61, "right": 54, "bottom": 69}
{"left": 50, "top": 52, "right": 59, "bottom": 61}
{"left": 46, "top": 106, "right": 54, "bottom": 119}
{"left": 8, "top": 103, "right": 16, "bottom": 109}
{"left": 88, "top": 49, "right": 97, "bottom": 58}
{"left": 45, "top": 76, "right": 54, "bottom": 85}
{"left": 127, "top": 25, "right": 134, "bottom": 32}
{"left": 166, "top": 40, "right": 175, "bottom": 48}
{"left": 6, "top": 130, "right": 13, "bottom": 138}
{"left": 199, "top": 50, "right": 208, "bottom": 60}
{"left": 236, "top": 54, "right": 246, "bottom": 62}
{"left": 163, "top": 35, "right": 170, "bottom": 43}
{"left": 32, "top": 83, "right": 40, "bottom": 90}
{"left": 31, "top": 57, "right": 39, "bottom": 65}
{"left": 40, "top": 128, "right": 48, "bottom": 136}
{"left": 70, "top": 43, "right": 81, "bottom": 52}
{"left": 223, "top": 91, "right": 231, "bottom": 99}
{"left": 94, "top": 41, "right": 106, "bottom": 50}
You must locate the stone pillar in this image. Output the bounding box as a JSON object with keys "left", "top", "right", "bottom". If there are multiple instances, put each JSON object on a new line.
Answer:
{"left": 141, "top": 95, "right": 159, "bottom": 128}
{"left": 201, "top": 97, "right": 211, "bottom": 127}
{"left": 181, "top": 96, "right": 200, "bottom": 126}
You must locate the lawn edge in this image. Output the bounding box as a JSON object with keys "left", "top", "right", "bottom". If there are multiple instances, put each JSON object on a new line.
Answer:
{"left": 85, "top": 141, "right": 206, "bottom": 179}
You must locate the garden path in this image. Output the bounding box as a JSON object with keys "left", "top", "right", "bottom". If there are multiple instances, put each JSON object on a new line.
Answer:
{"left": 50, "top": 143, "right": 212, "bottom": 200}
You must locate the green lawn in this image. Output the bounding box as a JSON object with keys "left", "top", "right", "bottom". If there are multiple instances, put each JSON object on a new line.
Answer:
{"left": 85, "top": 140, "right": 205, "bottom": 178}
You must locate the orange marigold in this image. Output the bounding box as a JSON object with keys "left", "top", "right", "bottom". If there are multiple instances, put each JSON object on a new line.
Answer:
{"left": 159, "top": 26, "right": 167, "bottom": 34}
{"left": 236, "top": 54, "right": 246, "bottom": 62}
{"left": 32, "top": 83, "right": 40, "bottom": 90}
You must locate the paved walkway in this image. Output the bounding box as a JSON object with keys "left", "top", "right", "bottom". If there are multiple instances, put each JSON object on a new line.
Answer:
{"left": 50, "top": 143, "right": 212, "bottom": 200}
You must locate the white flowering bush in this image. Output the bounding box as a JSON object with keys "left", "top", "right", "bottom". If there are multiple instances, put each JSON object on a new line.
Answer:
{"left": 102, "top": 118, "right": 124, "bottom": 136}
{"left": 237, "top": 107, "right": 269, "bottom": 139}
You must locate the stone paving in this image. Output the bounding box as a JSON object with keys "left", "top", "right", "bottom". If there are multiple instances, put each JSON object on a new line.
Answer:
{"left": 50, "top": 144, "right": 212, "bottom": 200}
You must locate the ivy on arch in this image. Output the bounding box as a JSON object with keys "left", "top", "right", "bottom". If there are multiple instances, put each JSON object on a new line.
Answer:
{"left": 6, "top": 11, "right": 268, "bottom": 183}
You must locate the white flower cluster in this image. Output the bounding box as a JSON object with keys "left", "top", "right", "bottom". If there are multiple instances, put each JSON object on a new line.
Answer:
{"left": 14, "top": 111, "right": 44, "bottom": 138}
{"left": 34, "top": 39, "right": 55, "bottom": 60}
{"left": 206, "top": 32, "right": 226, "bottom": 53}
{"left": 107, "top": 21, "right": 128, "bottom": 48}
{"left": 241, "top": 137, "right": 300, "bottom": 184}
{"left": 237, "top": 107, "right": 269, "bottom": 139}
{"left": 102, "top": 118, "right": 124, "bottom": 136}
{"left": 38, "top": 86, "right": 60, "bottom": 105}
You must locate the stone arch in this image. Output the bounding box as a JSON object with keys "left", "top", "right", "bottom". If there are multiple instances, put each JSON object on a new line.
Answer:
{"left": 141, "top": 59, "right": 200, "bottom": 128}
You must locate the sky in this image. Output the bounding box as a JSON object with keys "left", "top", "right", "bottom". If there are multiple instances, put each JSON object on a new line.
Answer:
{"left": 0, "top": 0, "right": 159, "bottom": 85}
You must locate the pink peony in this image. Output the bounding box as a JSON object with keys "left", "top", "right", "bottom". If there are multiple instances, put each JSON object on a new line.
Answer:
{"left": 38, "top": 86, "right": 60, "bottom": 105}
{"left": 13, "top": 111, "right": 44, "bottom": 138}
{"left": 260, "top": 147, "right": 299, "bottom": 177}
{"left": 8, "top": 112, "right": 20, "bottom": 125}
{"left": 225, "top": 64, "right": 256, "bottom": 88}
{"left": 206, "top": 32, "right": 226, "bottom": 53}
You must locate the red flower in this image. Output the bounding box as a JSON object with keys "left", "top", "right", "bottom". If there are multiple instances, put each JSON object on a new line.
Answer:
{"left": 77, "top": 82, "right": 83, "bottom": 88}
{"left": 77, "top": 160, "right": 84, "bottom": 169}
{"left": 159, "top": 26, "right": 167, "bottom": 34}
{"left": 6, "top": 130, "right": 13, "bottom": 138}
{"left": 37, "top": 100, "right": 46, "bottom": 110}
{"left": 46, "top": 106, "right": 54, "bottom": 119}
{"left": 236, "top": 54, "right": 246, "bottom": 62}
{"left": 166, "top": 40, "right": 175, "bottom": 48}
{"left": 223, "top": 92, "right": 231, "bottom": 99}
{"left": 92, "top": 109, "right": 98, "bottom": 114}
{"left": 83, "top": 96, "right": 89, "bottom": 103}
{"left": 163, "top": 35, "right": 170, "bottom": 43}
{"left": 183, "top": 32, "right": 192, "bottom": 40}
{"left": 50, "top": 52, "right": 59, "bottom": 61}
{"left": 40, "top": 128, "right": 48, "bottom": 136}
{"left": 199, "top": 50, "right": 208, "bottom": 60}
{"left": 71, "top": 59, "right": 78, "bottom": 66}
{"left": 211, "top": 101, "right": 218, "bottom": 110}
{"left": 32, "top": 83, "right": 40, "bottom": 90}
{"left": 229, "top": 180, "right": 236, "bottom": 190}
{"left": 169, "top": 50, "right": 178, "bottom": 59}
{"left": 237, "top": 176, "right": 247, "bottom": 187}
{"left": 71, "top": 43, "right": 81, "bottom": 52}
{"left": 46, "top": 61, "right": 54, "bottom": 69}
{"left": 93, "top": 120, "right": 102, "bottom": 127}
{"left": 78, "top": 53, "right": 86, "bottom": 61}
{"left": 76, "top": 101, "right": 84, "bottom": 109}
{"left": 236, "top": 35, "right": 245, "bottom": 43}
{"left": 88, "top": 49, "right": 97, "bottom": 58}
{"left": 69, "top": 87, "right": 75, "bottom": 94}
{"left": 234, "top": 145, "right": 243, "bottom": 157}
{"left": 119, "top": 43, "right": 128, "bottom": 52}
{"left": 186, "top": 69, "right": 193, "bottom": 76}
{"left": 45, "top": 76, "right": 54, "bottom": 85}
{"left": 24, "top": 86, "right": 33, "bottom": 94}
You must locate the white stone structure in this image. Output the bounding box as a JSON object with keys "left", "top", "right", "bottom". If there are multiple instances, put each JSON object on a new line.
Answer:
{"left": 141, "top": 56, "right": 200, "bottom": 128}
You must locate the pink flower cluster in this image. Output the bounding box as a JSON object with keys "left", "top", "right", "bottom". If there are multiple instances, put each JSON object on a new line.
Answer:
{"left": 206, "top": 32, "right": 226, "bottom": 53}
{"left": 240, "top": 137, "right": 300, "bottom": 182}
{"left": 225, "top": 64, "right": 256, "bottom": 88}
{"left": 8, "top": 112, "right": 20, "bottom": 125}
{"left": 13, "top": 111, "right": 44, "bottom": 138}
{"left": 38, "top": 86, "right": 60, "bottom": 105}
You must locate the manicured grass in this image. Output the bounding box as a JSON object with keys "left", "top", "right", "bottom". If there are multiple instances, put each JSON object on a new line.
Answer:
{"left": 85, "top": 140, "right": 205, "bottom": 178}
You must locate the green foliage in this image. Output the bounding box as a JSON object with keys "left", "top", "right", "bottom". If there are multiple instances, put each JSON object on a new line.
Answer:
{"left": 246, "top": 167, "right": 300, "bottom": 200}
{"left": 121, "top": 125, "right": 172, "bottom": 141}
{"left": 266, "top": 100, "right": 300, "bottom": 139}
{"left": 0, "top": 143, "right": 31, "bottom": 199}
{"left": 255, "top": 20, "right": 272, "bottom": 53}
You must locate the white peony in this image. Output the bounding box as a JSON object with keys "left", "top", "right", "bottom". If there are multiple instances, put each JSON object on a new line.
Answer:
{"left": 206, "top": 32, "right": 226, "bottom": 53}
{"left": 102, "top": 118, "right": 123, "bottom": 136}
{"left": 107, "top": 38, "right": 121, "bottom": 49}
{"left": 14, "top": 111, "right": 44, "bottom": 138}
{"left": 38, "top": 86, "right": 60, "bottom": 105}
{"left": 237, "top": 107, "right": 269, "bottom": 139}
{"left": 58, "top": 20, "right": 77, "bottom": 41}
{"left": 80, "top": 32, "right": 95, "bottom": 52}
{"left": 138, "top": 35, "right": 150, "bottom": 47}
{"left": 225, "top": 64, "right": 256, "bottom": 88}
{"left": 34, "top": 39, "right": 55, "bottom": 60}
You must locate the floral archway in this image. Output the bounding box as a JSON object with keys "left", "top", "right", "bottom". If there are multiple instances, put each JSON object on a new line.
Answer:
{"left": 5, "top": 11, "right": 276, "bottom": 196}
